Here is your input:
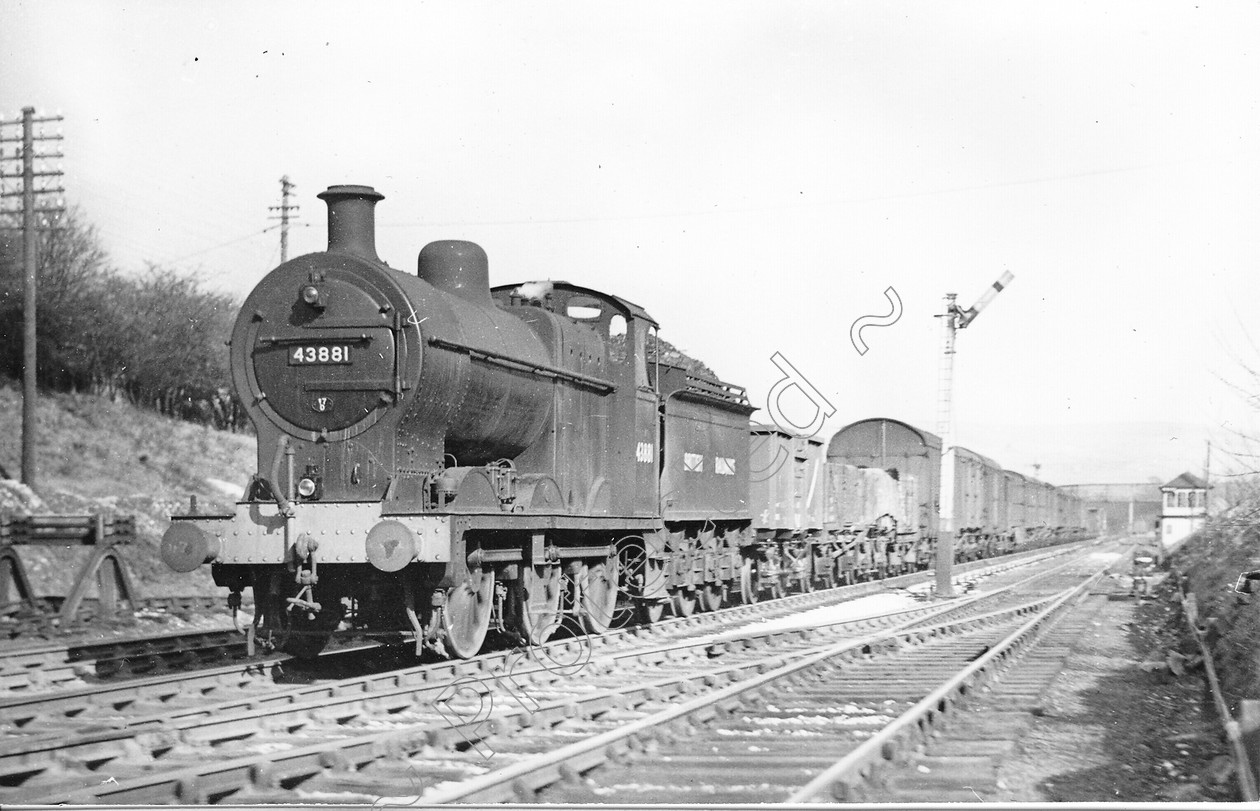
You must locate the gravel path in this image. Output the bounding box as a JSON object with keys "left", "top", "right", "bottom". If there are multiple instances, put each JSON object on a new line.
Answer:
{"left": 993, "top": 586, "right": 1237, "bottom": 801}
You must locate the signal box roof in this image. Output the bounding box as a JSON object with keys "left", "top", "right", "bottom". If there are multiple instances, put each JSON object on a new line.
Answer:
{"left": 1162, "top": 472, "right": 1207, "bottom": 490}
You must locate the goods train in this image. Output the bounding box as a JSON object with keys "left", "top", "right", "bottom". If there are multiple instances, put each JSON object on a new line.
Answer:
{"left": 160, "top": 184, "right": 1087, "bottom": 657}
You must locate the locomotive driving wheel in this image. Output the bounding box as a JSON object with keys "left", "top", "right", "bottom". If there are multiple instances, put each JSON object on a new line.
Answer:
{"left": 580, "top": 556, "right": 620, "bottom": 634}
{"left": 443, "top": 567, "right": 495, "bottom": 658}
{"left": 510, "top": 564, "right": 561, "bottom": 645}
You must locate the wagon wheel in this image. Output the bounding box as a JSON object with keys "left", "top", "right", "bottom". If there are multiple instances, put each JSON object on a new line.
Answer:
{"left": 580, "top": 557, "right": 620, "bottom": 634}
{"left": 699, "top": 582, "right": 725, "bottom": 612}
{"left": 639, "top": 601, "right": 666, "bottom": 623}
{"left": 633, "top": 547, "right": 668, "bottom": 625}
{"left": 613, "top": 537, "right": 650, "bottom": 628}
{"left": 797, "top": 565, "right": 814, "bottom": 594}
{"left": 443, "top": 567, "right": 495, "bottom": 659}
{"left": 816, "top": 554, "right": 837, "bottom": 590}
{"left": 740, "top": 558, "right": 760, "bottom": 604}
{"left": 511, "top": 564, "right": 561, "bottom": 646}
{"left": 671, "top": 588, "right": 697, "bottom": 617}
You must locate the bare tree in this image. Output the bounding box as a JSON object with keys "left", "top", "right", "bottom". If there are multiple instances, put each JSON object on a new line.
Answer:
{"left": 0, "top": 210, "right": 247, "bottom": 430}
{"left": 0, "top": 209, "right": 117, "bottom": 390}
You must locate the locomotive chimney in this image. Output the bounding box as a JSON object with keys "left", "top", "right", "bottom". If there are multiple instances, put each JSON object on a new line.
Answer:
{"left": 317, "top": 184, "right": 384, "bottom": 263}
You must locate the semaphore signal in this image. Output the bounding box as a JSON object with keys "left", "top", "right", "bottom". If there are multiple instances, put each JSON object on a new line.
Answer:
{"left": 935, "top": 270, "right": 1014, "bottom": 598}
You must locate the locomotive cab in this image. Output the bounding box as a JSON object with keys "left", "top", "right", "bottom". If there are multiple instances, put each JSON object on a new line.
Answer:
{"left": 490, "top": 281, "right": 664, "bottom": 518}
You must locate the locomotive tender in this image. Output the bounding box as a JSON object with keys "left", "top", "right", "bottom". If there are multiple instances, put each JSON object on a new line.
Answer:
{"left": 161, "top": 184, "right": 1086, "bottom": 658}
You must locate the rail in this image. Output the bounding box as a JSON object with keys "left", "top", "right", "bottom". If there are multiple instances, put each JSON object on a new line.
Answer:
{"left": 789, "top": 566, "right": 1105, "bottom": 800}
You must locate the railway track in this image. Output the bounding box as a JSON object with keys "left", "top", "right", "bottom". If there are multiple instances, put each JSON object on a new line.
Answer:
{"left": 0, "top": 542, "right": 1076, "bottom": 697}
{"left": 0, "top": 626, "right": 255, "bottom": 693}
{"left": 411, "top": 549, "right": 1120, "bottom": 804}
{"left": 0, "top": 542, "right": 1109, "bottom": 804}
{"left": 813, "top": 572, "right": 1140, "bottom": 802}
{"left": 1, "top": 594, "right": 232, "bottom": 636}
{"left": 0, "top": 546, "right": 1064, "bottom": 733}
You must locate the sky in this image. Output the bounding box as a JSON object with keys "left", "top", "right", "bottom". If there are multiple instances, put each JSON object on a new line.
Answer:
{"left": 2, "top": 1, "right": 1258, "bottom": 485}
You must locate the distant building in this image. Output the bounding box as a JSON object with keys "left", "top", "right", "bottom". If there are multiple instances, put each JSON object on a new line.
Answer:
{"left": 1059, "top": 483, "right": 1162, "bottom": 535}
{"left": 1159, "top": 472, "right": 1207, "bottom": 549}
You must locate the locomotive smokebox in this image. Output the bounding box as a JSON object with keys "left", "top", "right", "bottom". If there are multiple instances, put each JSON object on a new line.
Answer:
{"left": 318, "top": 184, "right": 384, "bottom": 263}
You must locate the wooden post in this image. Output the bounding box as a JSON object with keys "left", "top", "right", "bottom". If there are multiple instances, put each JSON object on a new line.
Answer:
{"left": 0, "top": 545, "right": 37, "bottom": 609}
{"left": 59, "top": 546, "right": 137, "bottom": 624}
{"left": 1240, "top": 700, "right": 1260, "bottom": 793}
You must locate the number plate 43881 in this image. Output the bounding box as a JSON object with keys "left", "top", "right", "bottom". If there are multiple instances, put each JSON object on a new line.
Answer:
{"left": 289, "top": 345, "right": 352, "bottom": 365}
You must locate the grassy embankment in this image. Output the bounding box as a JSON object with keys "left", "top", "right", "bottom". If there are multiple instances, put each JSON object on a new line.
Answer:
{"left": 0, "top": 380, "right": 255, "bottom": 597}
{"left": 1165, "top": 522, "right": 1260, "bottom": 713}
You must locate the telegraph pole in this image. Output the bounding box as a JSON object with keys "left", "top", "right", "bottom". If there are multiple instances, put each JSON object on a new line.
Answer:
{"left": 935, "top": 271, "right": 1014, "bottom": 598}
{"left": 0, "top": 107, "right": 65, "bottom": 492}
{"left": 1204, "top": 440, "right": 1211, "bottom": 518}
{"left": 268, "top": 175, "right": 300, "bottom": 263}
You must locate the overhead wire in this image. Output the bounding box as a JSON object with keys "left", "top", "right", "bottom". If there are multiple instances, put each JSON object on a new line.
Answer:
{"left": 376, "top": 153, "right": 1242, "bottom": 230}
{"left": 164, "top": 226, "right": 274, "bottom": 264}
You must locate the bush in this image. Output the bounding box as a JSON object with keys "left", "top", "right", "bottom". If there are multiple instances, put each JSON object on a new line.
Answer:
{"left": 0, "top": 209, "right": 248, "bottom": 430}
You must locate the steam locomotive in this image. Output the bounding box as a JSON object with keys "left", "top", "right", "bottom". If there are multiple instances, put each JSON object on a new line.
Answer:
{"left": 160, "top": 184, "right": 1086, "bottom": 657}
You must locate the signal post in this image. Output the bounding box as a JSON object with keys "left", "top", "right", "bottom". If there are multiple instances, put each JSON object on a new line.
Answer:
{"left": 935, "top": 272, "right": 1013, "bottom": 598}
